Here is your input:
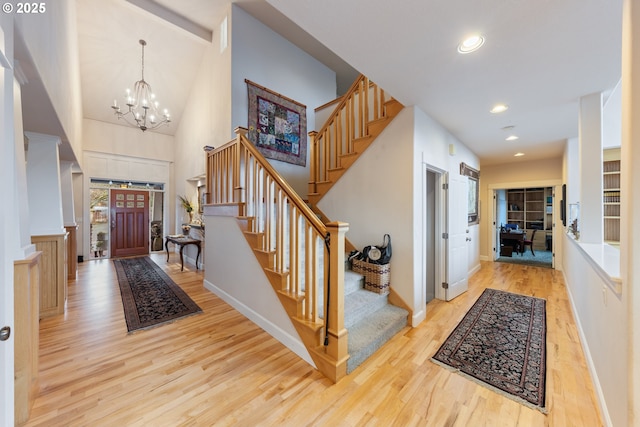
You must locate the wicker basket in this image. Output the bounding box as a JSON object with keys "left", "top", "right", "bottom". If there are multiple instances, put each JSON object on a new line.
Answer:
{"left": 351, "top": 259, "right": 391, "bottom": 295}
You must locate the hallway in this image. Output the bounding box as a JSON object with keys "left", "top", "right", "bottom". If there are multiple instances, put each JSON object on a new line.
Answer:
{"left": 22, "top": 255, "right": 601, "bottom": 426}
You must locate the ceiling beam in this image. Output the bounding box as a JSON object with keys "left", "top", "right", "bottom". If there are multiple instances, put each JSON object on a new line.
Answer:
{"left": 126, "top": 0, "right": 213, "bottom": 42}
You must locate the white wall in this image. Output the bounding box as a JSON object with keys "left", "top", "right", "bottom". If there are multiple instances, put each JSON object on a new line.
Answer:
{"left": 566, "top": 138, "right": 580, "bottom": 209}
{"left": 562, "top": 235, "right": 626, "bottom": 427}
{"left": 172, "top": 2, "right": 339, "bottom": 235}
{"left": 15, "top": 1, "right": 83, "bottom": 164}
{"left": 230, "top": 5, "right": 337, "bottom": 197}
{"left": 60, "top": 161, "right": 76, "bottom": 227}
{"left": 317, "top": 106, "right": 480, "bottom": 325}
{"left": 83, "top": 119, "right": 174, "bottom": 162}
{"left": 603, "top": 79, "right": 622, "bottom": 148}
{"left": 203, "top": 214, "right": 314, "bottom": 367}
{"left": 561, "top": 131, "right": 628, "bottom": 426}
{"left": 26, "top": 133, "right": 64, "bottom": 236}
{"left": 414, "top": 107, "right": 481, "bottom": 312}
{"left": 319, "top": 107, "right": 415, "bottom": 314}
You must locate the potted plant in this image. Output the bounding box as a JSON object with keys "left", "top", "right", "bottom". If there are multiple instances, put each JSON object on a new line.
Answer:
{"left": 178, "top": 195, "right": 194, "bottom": 224}
{"left": 95, "top": 232, "right": 107, "bottom": 257}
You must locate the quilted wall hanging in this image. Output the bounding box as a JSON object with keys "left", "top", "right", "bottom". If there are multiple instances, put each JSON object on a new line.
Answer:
{"left": 246, "top": 79, "right": 307, "bottom": 166}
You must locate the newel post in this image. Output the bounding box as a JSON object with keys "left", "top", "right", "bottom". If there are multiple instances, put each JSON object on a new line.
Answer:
{"left": 234, "top": 127, "right": 248, "bottom": 212}
{"left": 325, "top": 221, "right": 349, "bottom": 379}
{"left": 308, "top": 131, "right": 318, "bottom": 196}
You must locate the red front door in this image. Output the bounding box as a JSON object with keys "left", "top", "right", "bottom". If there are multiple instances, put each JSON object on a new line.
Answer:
{"left": 110, "top": 189, "right": 149, "bottom": 258}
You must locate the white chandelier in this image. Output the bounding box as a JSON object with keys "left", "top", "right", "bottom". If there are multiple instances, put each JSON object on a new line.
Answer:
{"left": 111, "top": 39, "right": 170, "bottom": 132}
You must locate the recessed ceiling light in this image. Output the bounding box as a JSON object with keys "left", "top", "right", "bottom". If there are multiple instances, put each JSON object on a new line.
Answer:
{"left": 490, "top": 104, "right": 509, "bottom": 114}
{"left": 506, "top": 135, "right": 519, "bottom": 141}
{"left": 458, "top": 34, "right": 485, "bottom": 54}
{"left": 514, "top": 152, "right": 525, "bottom": 157}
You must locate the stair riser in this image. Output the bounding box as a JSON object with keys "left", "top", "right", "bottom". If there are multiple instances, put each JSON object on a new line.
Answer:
{"left": 347, "top": 318, "right": 406, "bottom": 374}
{"left": 345, "top": 294, "right": 389, "bottom": 329}
{"left": 344, "top": 272, "right": 363, "bottom": 295}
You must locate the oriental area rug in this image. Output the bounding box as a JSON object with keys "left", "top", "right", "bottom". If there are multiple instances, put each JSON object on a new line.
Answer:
{"left": 113, "top": 256, "right": 202, "bottom": 333}
{"left": 432, "top": 288, "right": 547, "bottom": 412}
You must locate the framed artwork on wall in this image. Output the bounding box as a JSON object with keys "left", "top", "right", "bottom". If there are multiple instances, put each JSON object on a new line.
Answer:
{"left": 460, "top": 162, "right": 480, "bottom": 225}
{"left": 245, "top": 79, "right": 307, "bottom": 166}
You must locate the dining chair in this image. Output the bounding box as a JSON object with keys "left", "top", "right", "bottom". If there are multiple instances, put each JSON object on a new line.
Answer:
{"left": 521, "top": 229, "right": 537, "bottom": 256}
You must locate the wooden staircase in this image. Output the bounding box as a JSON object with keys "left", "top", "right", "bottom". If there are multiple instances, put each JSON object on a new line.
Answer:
{"left": 205, "top": 128, "right": 349, "bottom": 382}
{"left": 203, "top": 76, "right": 404, "bottom": 383}
{"left": 308, "top": 75, "right": 403, "bottom": 207}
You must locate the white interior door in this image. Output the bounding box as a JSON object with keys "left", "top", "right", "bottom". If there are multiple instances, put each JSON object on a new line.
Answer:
{"left": 446, "top": 174, "right": 469, "bottom": 301}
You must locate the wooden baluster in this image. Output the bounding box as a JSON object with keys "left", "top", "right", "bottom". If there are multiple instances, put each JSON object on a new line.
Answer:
{"left": 254, "top": 162, "right": 260, "bottom": 233}
{"left": 336, "top": 108, "right": 343, "bottom": 162}
{"left": 276, "top": 190, "right": 284, "bottom": 272}
{"left": 206, "top": 152, "right": 211, "bottom": 204}
{"left": 288, "top": 206, "right": 295, "bottom": 294}
{"left": 304, "top": 225, "right": 312, "bottom": 320}
{"left": 264, "top": 175, "right": 271, "bottom": 251}
{"left": 373, "top": 81, "right": 380, "bottom": 121}
{"left": 349, "top": 92, "right": 355, "bottom": 143}
{"left": 345, "top": 93, "right": 350, "bottom": 145}
{"left": 324, "top": 130, "right": 330, "bottom": 182}
{"left": 360, "top": 79, "right": 365, "bottom": 138}
{"left": 310, "top": 231, "right": 318, "bottom": 322}
{"left": 364, "top": 77, "right": 370, "bottom": 133}
{"left": 224, "top": 150, "right": 228, "bottom": 202}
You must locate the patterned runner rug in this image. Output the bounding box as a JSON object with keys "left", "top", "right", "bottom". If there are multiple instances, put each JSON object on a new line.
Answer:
{"left": 113, "top": 256, "right": 202, "bottom": 333}
{"left": 432, "top": 288, "right": 547, "bottom": 412}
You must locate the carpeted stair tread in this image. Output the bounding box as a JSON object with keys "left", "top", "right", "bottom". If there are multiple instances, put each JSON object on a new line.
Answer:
{"left": 344, "top": 270, "right": 364, "bottom": 295}
{"left": 346, "top": 304, "right": 408, "bottom": 373}
{"left": 344, "top": 289, "right": 388, "bottom": 329}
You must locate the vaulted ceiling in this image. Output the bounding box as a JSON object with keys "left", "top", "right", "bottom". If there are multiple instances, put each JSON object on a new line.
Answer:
{"left": 23, "top": 0, "right": 625, "bottom": 166}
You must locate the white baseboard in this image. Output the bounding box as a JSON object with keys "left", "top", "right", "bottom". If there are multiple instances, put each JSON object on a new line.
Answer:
{"left": 411, "top": 308, "right": 426, "bottom": 326}
{"left": 203, "top": 279, "right": 316, "bottom": 368}
{"left": 468, "top": 262, "right": 481, "bottom": 277}
{"left": 562, "top": 269, "right": 612, "bottom": 427}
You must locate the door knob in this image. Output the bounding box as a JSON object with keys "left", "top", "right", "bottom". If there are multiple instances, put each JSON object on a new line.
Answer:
{"left": 0, "top": 326, "right": 10, "bottom": 341}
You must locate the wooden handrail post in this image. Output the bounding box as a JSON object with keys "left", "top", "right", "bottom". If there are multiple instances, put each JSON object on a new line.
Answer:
{"left": 234, "top": 126, "right": 248, "bottom": 140}
{"left": 325, "top": 221, "right": 349, "bottom": 379}
{"left": 234, "top": 127, "right": 248, "bottom": 208}
{"left": 308, "top": 131, "right": 318, "bottom": 195}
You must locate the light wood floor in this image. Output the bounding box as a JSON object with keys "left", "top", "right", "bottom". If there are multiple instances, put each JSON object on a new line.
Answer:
{"left": 21, "top": 254, "right": 602, "bottom": 426}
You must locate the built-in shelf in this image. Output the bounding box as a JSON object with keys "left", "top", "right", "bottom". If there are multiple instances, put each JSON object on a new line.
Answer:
{"left": 506, "top": 187, "right": 553, "bottom": 250}
{"left": 603, "top": 149, "right": 620, "bottom": 243}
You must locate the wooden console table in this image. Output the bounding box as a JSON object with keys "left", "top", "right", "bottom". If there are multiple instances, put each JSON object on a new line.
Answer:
{"left": 165, "top": 235, "right": 201, "bottom": 271}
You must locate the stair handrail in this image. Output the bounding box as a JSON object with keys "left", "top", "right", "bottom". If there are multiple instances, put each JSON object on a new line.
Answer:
{"left": 308, "top": 75, "right": 390, "bottom": 196}
{"left": 206, "top": 130, "right": 325, "bottom": 235}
